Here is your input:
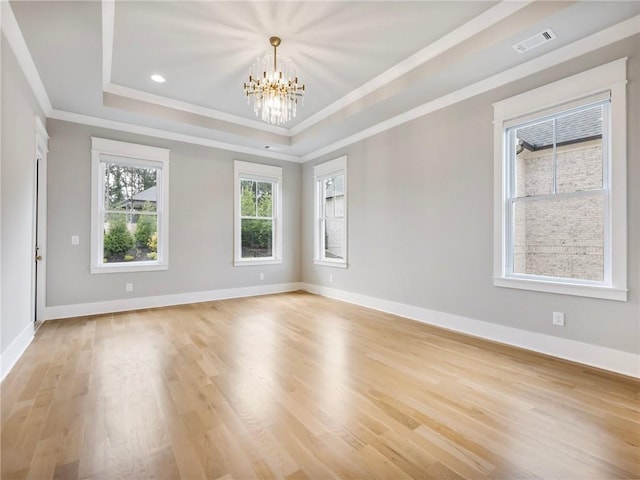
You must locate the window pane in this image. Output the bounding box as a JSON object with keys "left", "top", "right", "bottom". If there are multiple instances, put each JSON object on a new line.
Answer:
{"left": 556, "top": 106, "right": 604, "bottom": 193}
{"left": 256, "top": 181, "right": 273, "bottom": 217}
{"left": 241, "top": 219, "right": 273, "bottom": 258}
{"left": 241, "top": 180, "right": 257, "bottom": 217}
{"left": 514, "top": 120, "right": 554, "bottom": 197}
{"left": 323, "top": 175, "right": 344, "bottom": 218}
{"left": 513, "top": 195, "right": 604, "bottom": 281}
{"left": 104, "top": 164, "right": 158, "bottom": 212}
{"left": 324, "top": 218, "right": 345, "bottom": 260}
{"left": 103, "top": 212, "right": 158, "bottom": 263}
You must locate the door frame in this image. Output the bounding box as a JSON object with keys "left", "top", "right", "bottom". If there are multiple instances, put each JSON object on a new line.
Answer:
{"left": 33, "top": 116, "right": 49, "bottom": 324}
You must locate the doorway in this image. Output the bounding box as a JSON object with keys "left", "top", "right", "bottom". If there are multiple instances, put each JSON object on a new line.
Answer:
{"left": 33, "top": 117, "right": 48, "bottom": 325}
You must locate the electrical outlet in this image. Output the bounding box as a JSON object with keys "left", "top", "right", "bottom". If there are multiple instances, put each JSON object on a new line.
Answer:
{"left": 71, "top": 235, "right": 79, "bottom": 245}
{"left": 259, "top": 273, "right": 264, "bottom": 281}
{"left": 329, "top": 274, "right": 334, "bottom": 284}
{"left": 552, "top": 311, "right": 565, "bottom": 326}
{"left": 126, "top": 283, "right": 133, "bottom": 292}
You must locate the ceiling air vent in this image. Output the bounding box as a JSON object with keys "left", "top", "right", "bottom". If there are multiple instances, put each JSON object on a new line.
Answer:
{"left": 513, "top": 28, "right": 556, "bottom": 54}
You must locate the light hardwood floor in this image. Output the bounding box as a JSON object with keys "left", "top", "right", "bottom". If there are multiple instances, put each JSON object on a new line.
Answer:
{"left": 1, "top": 292, "right": 638, "bottom": 479}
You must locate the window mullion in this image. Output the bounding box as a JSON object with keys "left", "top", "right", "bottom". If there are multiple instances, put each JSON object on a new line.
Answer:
{"left": 513, "top": 188, "right": 606, "bottom": 203}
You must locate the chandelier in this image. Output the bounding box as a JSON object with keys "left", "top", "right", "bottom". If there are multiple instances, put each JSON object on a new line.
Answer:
{"left": 243, "top": 36, "right": 305, "bottom": 125}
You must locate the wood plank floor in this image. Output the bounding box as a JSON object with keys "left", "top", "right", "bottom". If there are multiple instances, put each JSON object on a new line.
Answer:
{"left": 1, "top": 292, "right": 638, "bottom": 479}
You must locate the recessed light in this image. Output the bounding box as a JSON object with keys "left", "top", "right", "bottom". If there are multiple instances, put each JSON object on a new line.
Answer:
{"left": 150, "top": 74, "right": 166, "bottom": 83}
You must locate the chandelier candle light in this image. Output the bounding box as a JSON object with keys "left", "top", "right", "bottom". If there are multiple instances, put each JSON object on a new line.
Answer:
{"left": 243, "top": 36, "right": 305, "bottom": 125}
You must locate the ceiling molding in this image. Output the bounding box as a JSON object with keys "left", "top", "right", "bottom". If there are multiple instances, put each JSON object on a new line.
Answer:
{"left": 302, "top": 14, "right": 640, "bottom": 162}
{"left": 101, "top": 0, "right": 289, "bottom": 137}
{"left": 104, "top": 83, "right": 290, "bottom": 136}
{"left": 1, "top": 2, "right": 52, "bottom": 115}
{"left": 7, "top": 2, "right": 639, "bottom": 166}
{"left": 48, "top": 109, "right": 303, "bottom": 163}
{"left": 99, "top": 0, "right": 533, "bottom": 139}
{"left": 289, "top": 0, "right": 534, "bottom": 136}
{"left": 102, "top": 0, "right": 114, "bottom": 88}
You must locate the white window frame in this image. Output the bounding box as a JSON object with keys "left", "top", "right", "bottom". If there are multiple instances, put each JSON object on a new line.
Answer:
{"left": 493, "top": 58, "right": 627, "bottom": 301}
{"left": 91, "top": 137, "right": 170, "bottom": 274}
{"left": 234, "top": 160, "right": 283, "bottom": 266}
{"left": 314, "top": 156, "right": 348, "bottom": 268}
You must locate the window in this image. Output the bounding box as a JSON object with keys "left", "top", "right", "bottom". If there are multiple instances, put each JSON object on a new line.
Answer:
{"left": 493, "top": 59, "right": 627, "bottom": 301}
{"left": 91, "top": 137, "right": 169, "bottom": 273}
{"left": 234, "top": 161, "right": 283, "bottom": 266}
{"left": 314, "top": 156, "right": 347, "bottom": 267}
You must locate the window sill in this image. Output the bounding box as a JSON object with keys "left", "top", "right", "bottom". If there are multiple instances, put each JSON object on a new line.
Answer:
{"left": 234, "top": 258, "right": 282, "bottom": 267}
{"left": 91, "top": 262, "right": 168, "bottom": 274}
{"left": 314, "top": 259, "right": 348, "bottom": 269}
{"left": 493, "top": 276, "right": 627, "bottom": 301}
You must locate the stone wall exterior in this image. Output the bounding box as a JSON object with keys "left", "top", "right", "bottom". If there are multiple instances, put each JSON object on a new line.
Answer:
{"left": 513, "top": 140, "right": 604, "bottom": 281}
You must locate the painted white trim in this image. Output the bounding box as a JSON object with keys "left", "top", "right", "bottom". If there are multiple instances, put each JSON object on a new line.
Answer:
{"left": 43, "top": 282, "right": 303, "bottom": 321}
{"left": 234, "top": 160, "right": 282, "bottom": 178}
{"left": 301, "top": 283, "right": 640, "bottom": 379}
{"left": 301, "top": 14, "right": 640, "bottom": 162}
{"left": 234, "top": 160, "right": 284, "bottom": 265}
{"left": 102, "top": 0, "right": 115, "bottom": 88}
{"left": 45, "top": 14, "right": 639, "bottom": 164}
{"left": 35, "top": 116, "right": 49, "bottom": 142}
{"left": 1, "top": 2, "right": 52, "bottom": 115}
{"left": 34, "top": 117, "right": 49, "bottom": 322}
{"left": 493, "top": 277, "right": 627, "bottom": 302}
{"left": 91, "top": 136, "right": 170, "bottom": 274}
{"left": 48, "top": 109, "right": 302, "bottom": 163}
{"left": 313, "top": 155, "right": 346, "bottom": 178}
{"left": 97, "top": 2, "right": 531, "bottom": 139}
{"left": 313, "top": 260, "right": 348, "bottom": 269}
{"left": 91, "top": 136, "right": 169, "bottom": 162}
{"left": 492, "top": 58, "right": 626, "bottom": 120}
{"left": 90, "top": 263, "right": 169, "bottom": 275}
{"left": 290, "top": 0, "right": 533, "bottom": 136}
{"left": 492, "top": 59, "right": 627, "bottom": 301}
{"left": 0, "top": 323, "right": 34, "bottom": 382}
{"left": 105, "top": 83, "right": 290, "bottom": 136}
{"left": 313, "top": 156, "right": 348, "bottom": 267}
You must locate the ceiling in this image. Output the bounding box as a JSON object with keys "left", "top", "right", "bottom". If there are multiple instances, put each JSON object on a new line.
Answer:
{"left": 8, "top": 1, "right": 640, "bottom": 161}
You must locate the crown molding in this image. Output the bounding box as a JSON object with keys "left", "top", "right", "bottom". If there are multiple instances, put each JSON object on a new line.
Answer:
{"left": 7, "top": 2, "right": 638, "bottom": 165}
{"left": 1, "top": 2, "right": 52, "bottom": 115}
{"left": 48, "top": 109, "right": 303, "bottom": 163}
{"left": 100, "top": 0, "right": 289, "bottom": 137}
{"left": 104, "top": 83, "right": 290, "bottom": 136}
{"left": 289, "top": 0, "right": 534, "bottom": 136}
{"left": 302, "top": 14, "right": 640, "bottom": 162}
{"left": 98, "top": 1, "right": 533, "bottom": 139}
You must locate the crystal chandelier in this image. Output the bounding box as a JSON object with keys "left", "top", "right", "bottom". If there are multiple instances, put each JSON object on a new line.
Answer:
{"left": 243, "top": 36, "right": 305, "bottom": 125}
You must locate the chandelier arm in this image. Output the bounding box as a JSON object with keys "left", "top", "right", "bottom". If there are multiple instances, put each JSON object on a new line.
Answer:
{"left": 244, "top": 35, "right": 304, "bottom": 125}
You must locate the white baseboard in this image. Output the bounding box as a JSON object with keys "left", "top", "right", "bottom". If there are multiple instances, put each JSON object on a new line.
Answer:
{"left": 1, "top": 322, "right": 34, "bottom": 382}
{"left": 301, "top": 283, "right": 640, "bottom": 379}
{"left": 44, "top": 282, "right": 304, "bottom": 320}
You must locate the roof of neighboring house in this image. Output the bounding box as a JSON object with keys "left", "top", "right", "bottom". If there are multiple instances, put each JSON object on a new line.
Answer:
{"left": 324, "top": 175, "right": 344, "bottom": 199}
{"left": 132, "top": 186, "right": 157, "bottom": 203}
{"left": 517, "top": 106, "right": 602, "bottom": 151}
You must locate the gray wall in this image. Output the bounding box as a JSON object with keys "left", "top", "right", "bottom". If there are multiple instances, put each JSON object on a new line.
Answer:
{"left": 1, "top": 33, "right": 45, "bottom": 353}
{"left": 302, "top": 36, "right": 640, "bottom": 354}
{"left": 46, "top": 120, "right": 301, "bottom": 306}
